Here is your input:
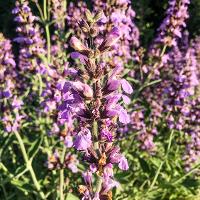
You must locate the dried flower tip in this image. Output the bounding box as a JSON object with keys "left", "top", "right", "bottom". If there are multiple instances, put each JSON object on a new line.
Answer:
{"left": 99, "top": 152, "right": 107, "bottom": 166}
{"left": 78, "top": 185, "right": 87, "bottom": 194}
{"left": 102, "top": 190, "right": 112, "bottom": 200}
{"left": 60, "top": 128, "right": 68, "bottom": 137}
{"left": 49, "top": 155, "right": 57, "bottom": 163}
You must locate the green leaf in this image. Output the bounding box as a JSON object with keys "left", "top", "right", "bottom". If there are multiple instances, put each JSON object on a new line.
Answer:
{"left": 66, "top": 193, "right": 79, "bottom": 200}
{"left": 28, "top": 135, "right": 44, "bottom": 160}
{"left": 138, "top": 157, "right": 150, "bottom": 173}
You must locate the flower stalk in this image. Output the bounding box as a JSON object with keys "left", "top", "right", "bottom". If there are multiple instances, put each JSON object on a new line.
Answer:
{"left": 14, "top": 131, "right": 46, "bottom": 199}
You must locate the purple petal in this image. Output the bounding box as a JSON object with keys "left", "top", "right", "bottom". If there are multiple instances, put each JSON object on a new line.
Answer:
{"left": 121, "top": 79, "right": 133, "bottom": 94}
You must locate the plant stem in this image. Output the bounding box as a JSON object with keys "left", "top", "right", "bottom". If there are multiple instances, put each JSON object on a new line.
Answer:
{"left": 14, "top": 131, "right": 46, "bottom": 199}
{"left": 172, "top": 163, "right": 200, "bottom": 185}
{"left": 148, "top": 130, "right": 174, "bottom": 191}
{"left": 95, "top": 175, "right": 103, "bottom": 194}
{"left": 92, "top": 120, "right": 102, "bottom": 196}
{"left": 33, "top": 0, "right": 44, "bottom": 21}
{"left": 45, "top": 24, "right": 51, "bottom": 63}
{"left": 43, "top": 0, "right": 47, "bottom": 20}
{"left": 60, "top": 145, "right": 67, "bottom": 200}
{"left": 43, "top": 0, "right": 51, "bottom": 63}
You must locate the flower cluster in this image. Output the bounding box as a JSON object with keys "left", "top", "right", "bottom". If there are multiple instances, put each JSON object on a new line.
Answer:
{"left": 133, "top": 0, "right": 191, "bottom": 153}
{"left": 0, "top": 34, "right": 23, "bottom": 133}
{"left": 50, "top": 0, "right": 69, "bottom": 68}
{"left": 0, "top": 33, "right": 16, "bottom": 100}
{"left": 59, "top": 10, "right": 132, "bottom": 199}
{"left": 67, "top": 0, "right": 139, "bottom": 68}
{"left": 51, "top": 0, "right": 66, "bottom": 30}
{"left": 149, "top": 0, "right": 190, "bottom": 57}
{"left": 12, "top": 1, "right": 45, "bottom": 71}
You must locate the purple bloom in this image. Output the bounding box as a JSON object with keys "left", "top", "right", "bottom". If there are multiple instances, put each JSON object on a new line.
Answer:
{"left": 102, "top": 177, "right": 120, "bottom": 193}
{"left": 118, "top": 156, "right": 129, "bottom": 170}
{"left": 74, "top": 128, "right": 92, "bottom": 151}
{"left": 83, "top": 170, "right": 93, "bottom": 185}
{"left": 12, "top": 1, "right": 45, "bottom": 70}
{"left": 64, "top": 136, "right": 73, "bottom": 148}
{"left": 121, "top": 79, "right": 133, "bottom": 94}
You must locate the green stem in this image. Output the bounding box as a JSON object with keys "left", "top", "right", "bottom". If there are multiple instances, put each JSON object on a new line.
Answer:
{"left": 43, "top": 0, "right": 51, "bottom": 63}
{"left": 148, "top": 130, "right": 174, "bottom": 191}
{"left": 172, "top": 163, "right": 200, "bottom": 185}
{"left": 60, "top": 146, "right": 67, "bottom": 200}
{"left": 33, "top": 0, "right": 44, "bottom": 21}
{"left": 37, "top": 74, "right": 43, "bottom": 97}
{"left": 14, "top": 131, "right": 45, "bottom": 199}
{"left": 92, "top": 120, "right": 102, "bottom": 196}
{"left": 0, "top": 162, "right": 28, "bottom": 185}
{"left": 45, "top": 24, "right": 51, "bottom": 63}
{"left": 43, "top": 0, "right": 47, "bottom": 20}
{"left": 95, "top": 175, "right": 103, "bottom": 194}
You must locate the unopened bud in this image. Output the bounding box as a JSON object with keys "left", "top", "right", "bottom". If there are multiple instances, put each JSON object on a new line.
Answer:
{"left": 94, "top": 10, "right": 104, "bottom": 22}
{"left": 85, "top": 9, "right": 93, "bottom": 23}
{"left": 99, "top": 152, "right": 107, "bottom": 166}
{"left": 79, "top": 19, "right": 90, "bottom": 33}
{"left": 73, "top": 82, "right": 93, "bottom": 99}
{"left": 70, "top": 36, "right": 87, "bottom": 52}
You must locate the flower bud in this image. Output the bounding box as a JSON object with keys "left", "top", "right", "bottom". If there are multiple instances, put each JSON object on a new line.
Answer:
{"left": 70, "top": 36, "right": 87, "bottom": 52}
{"left": 69, "top": 36, "right": 90, "bottom": 56}
{"left": 85, "top": 9, "right": 93, "bottom": 23}
{"left": 94, "top": 10, "right": 104, "bottom": 22}
{"left": 73, "top": 81, "right": 93, "bottom": 99}
{"left": 79, "top": 19, "right": 90, "bottom": 33}
{"left": 90, "top": 27, "right": 99, "bottom": 38}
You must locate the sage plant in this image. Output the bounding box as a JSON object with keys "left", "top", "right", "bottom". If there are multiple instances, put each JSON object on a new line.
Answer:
{"left": 58, "top": 9, "right": 132, "bottom": 199}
